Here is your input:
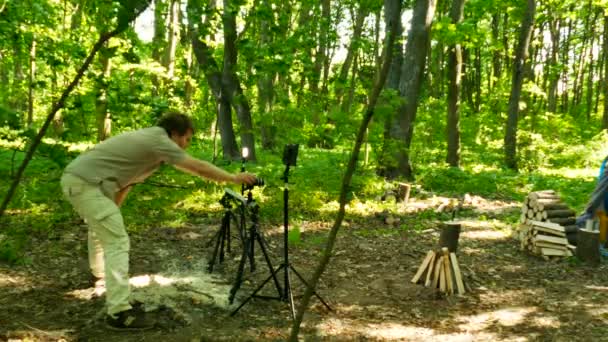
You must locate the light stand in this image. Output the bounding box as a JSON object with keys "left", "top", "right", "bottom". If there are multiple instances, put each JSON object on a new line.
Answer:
{"left": 230, "top": 144, "right": 331, "bottom": 318}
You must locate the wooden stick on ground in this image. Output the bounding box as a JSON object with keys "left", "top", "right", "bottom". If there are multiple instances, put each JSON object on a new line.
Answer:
{"left": 449, "top": 252, "right": 466, "bottom": 295}
{"left": 411, "top": 250, "right": 435, "bottom": 284}
{"left": 424, "top": 252, "right": 436, "bottom": 287}
{"left": 442, "top": 248, "right": 453, "bottom": 294}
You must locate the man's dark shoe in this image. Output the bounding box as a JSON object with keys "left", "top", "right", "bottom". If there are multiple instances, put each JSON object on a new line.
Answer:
{"left": 105, "top": 308, "right": 154, "bottom": 331}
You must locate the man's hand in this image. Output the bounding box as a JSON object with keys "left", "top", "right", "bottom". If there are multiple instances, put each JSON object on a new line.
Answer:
{"left": 233, "top": 172, "right": 257, "bottom": 185}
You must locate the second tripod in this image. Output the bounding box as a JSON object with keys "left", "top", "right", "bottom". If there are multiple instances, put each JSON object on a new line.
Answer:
{"left": 230, "top": 144, "right": 332, "bottom": 318}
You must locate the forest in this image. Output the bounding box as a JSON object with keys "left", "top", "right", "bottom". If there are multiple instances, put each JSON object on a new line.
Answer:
{"left": 2, "top": 0, "right": 608, "bottom": 340}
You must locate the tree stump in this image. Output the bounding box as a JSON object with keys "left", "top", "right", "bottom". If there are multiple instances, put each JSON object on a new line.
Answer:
{"left": 439, "top": 221, "right": 461, "bottom": 253}
{"left": 577, "top": 229, "right": 600, "bottom": 265}
{"left": 395, "top": 182, "right": 411, "bottom": 204}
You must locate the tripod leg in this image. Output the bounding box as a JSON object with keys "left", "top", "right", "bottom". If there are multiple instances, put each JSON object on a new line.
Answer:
{"left": 219, "top": 223, "right": 226, "bottom": 263}
{"left": 208, "top": 214, "right": 229, "bottom": 273}
{"left": 284, "top": 266, "right": 296, "bottom": 319}
{"left": 290, "top": 266, "right": 332, "bottom": 311}
{"left": 230, "top": 264, "right": 285, "bottom": 316}
{"left": 255, "top": 232, "right": 283, "bottom": 298}
{"left": 229, "top": 233, "right": 251, "bottom": 304}
{"left": 225, "top": 213, "right": 231, "bottom": 254}
{"left": 248, "top": 226, "right": 256, "bottom": 272}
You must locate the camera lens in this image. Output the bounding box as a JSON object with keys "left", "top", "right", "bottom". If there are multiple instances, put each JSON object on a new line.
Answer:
{"left": 254, "top": 177, "right": 265, "bottom": 186}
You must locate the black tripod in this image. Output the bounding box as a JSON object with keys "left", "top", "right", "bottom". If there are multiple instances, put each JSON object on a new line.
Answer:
{"left": 207, "top": 191, "right": 246, "bottom": 273}
{"left": 231, "top": 164, "right": 332, "bottom": 318}
{"left": 228, "top": 193, "right": 282, "bottom": 304}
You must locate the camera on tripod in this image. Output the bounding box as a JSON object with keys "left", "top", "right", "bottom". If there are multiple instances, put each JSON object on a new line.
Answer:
{"left": 282, "top": 144, "right": 299, "bottom": 166}
{"left": 243, "top": 177, "right": 264, "bottom": 191}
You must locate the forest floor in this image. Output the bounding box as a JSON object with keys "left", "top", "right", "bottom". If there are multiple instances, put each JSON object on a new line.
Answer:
{"left": 2, "top": 194, "right": 608, "bottom": 341}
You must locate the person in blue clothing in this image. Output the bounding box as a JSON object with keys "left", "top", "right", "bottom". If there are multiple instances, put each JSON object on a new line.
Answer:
{"left": 576, "top": 156, "right": 608, "bottom": 231}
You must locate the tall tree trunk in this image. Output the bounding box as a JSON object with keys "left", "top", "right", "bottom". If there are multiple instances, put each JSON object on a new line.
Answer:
{"left": 189, "top": 0, "right": 239, "bottom": 160}
{"left": 335, "top": 4, "right": 367, "bottom": 105}
{"left": 27, "top": 38, "right": 36, "bottom": 127}
{"left": 11, "top": 35, "right": 24, "bottom": 115}
{"left": 446, "top": 0, "right": 465, "bottom": 167}
{"left": 257, "top": 0, "right": 276, "bottom": 149}
{"left": 96, "top": 49, "right": 112, "bottom": 141}
{"left": 310, "top": 0, "right": 330, "bottom": 103}
{"left": 491, "top": 13, "right": 501, "bottom": 89}
{"left": 504, "top": 0, "right": 535, "bottom": 170}
{"left": 547, "top": 14, "right": 560, "bottom": 113}
{"left": 603, "top": 15, "right": 608, "bottom": 129}
{"left": 166, "top": 0, "right": 179, "bottom": 78}
{"left": 561, "top": 15, "right": 573, "bottom": 113}
{"left": 222, "top": 0, "right": 256, "bottom": 160}
{"left": 377, "top": 0, "right": 403, "bottom": 177}
{"left": 288, "top": 1, "right": 401, "bottom": 338}
{"left": 153, "top": 0, "right": 168, "bottom": 63}
{"left": 343, "top": 53, "right": 359, "bottom": 113}
{"left": 382, "top": 0, "right": 437, "bottom": 180}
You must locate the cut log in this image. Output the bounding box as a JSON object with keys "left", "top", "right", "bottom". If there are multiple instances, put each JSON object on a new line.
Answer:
{"left": 411, "top": 251, "right": 435, "bottom": 284}
{"left": 529, "top": 220, "right": 564, "bottom": 231}
{"left": 542, "top": 209, "right": 576, "bottom": 219}
{"left": 535, "top": 234, "right": 568, "bottom": 245}
{"left": 438, "top": 257, "right": 446, "bottom": 292}
{"left": 537, "top": 203, "right": 570, "bottom": 211}
{"left": 528, "top": 191, "right": 559, "bottom": 200}
{"left": 442, "top": 248, "right": 453, "bottom": 294}
{"left": 547, "top": 217, "right": 576, "bottom": 226}
{"left": 432, "top": 257, "right": 441, "bottom": 289}
{"left": 577, "top": 229, "right": 600, "bottom": 265}
{"left": 566, "top": 231, "right": 578, "bottom": 246}
{"left": 449, "top": 252, "right": 465, "bottom": 295}
{"left": 395, "top": 182, "right": 411, "bottom": 203}
{"left": 530, "top": 198, "right": 563, "bottom": 207}
{"left": 541, "top": 248, "right": 569, "bottom": 256}
{"left": 532, "top": 226, "right": 566, "bottom": 237}
{"left": 424, "top": 252, "right": 436, "bottom": 287}
{"left": 563, "top": 225, "right": 579, "bottom": 233}
{"left": 527, "top": 210, "right": 535, "bottom": 218}
{"left": 438, "top": 222, "right": 461, "bottom": 253}
{"left": 534, "top": 241, "right": 568, "bottom": 250}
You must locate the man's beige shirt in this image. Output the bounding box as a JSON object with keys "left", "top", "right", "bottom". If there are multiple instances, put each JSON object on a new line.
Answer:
{"left": 65, "top": 126, "right": 187, "bottom": 190}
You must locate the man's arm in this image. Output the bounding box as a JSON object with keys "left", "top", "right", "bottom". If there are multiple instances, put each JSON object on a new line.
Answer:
{"left": 174, "top": 155, "right": 256, "bottom": 184}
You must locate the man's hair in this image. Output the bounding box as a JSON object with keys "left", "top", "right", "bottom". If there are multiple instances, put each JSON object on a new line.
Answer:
{"left": 157, "top": 112, "right": 195, "bottom": 136}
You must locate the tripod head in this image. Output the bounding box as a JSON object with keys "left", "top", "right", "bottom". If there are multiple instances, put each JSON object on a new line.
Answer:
{"left": 222, "top": 188, "right": 248, "bottom": 207}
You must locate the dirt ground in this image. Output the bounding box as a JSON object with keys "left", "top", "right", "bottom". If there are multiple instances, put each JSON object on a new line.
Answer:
{"left": 2, "top": 195, "right": 608, "bottom": 341}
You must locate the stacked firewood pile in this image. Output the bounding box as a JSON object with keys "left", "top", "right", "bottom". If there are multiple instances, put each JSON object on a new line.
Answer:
{"left": 518, "top": 190, "right": 578, "bottom": 258}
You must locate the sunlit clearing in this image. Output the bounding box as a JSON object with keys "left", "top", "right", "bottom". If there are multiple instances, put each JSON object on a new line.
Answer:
{"left": 0, "top": 273, "right": 28, "bottom": 286}
{"left": 316, "top": 318, "right": 501, "bottom": 341}
{"left": 470, "top": 163, "right": 500, "bottom": 173}
{"left": 319, "top": 200, "right": 340, "bottom": 214}
{"left": 66, "top": 141, "right": 94, "bottom": 152}
{"left": 461, "top": 229, "right": 508, "bottom": 240}
{"left": 130, "top": 274, "right": 181, "bottom": 287}
{"left": 457, "top": 307, "right": 556, "bottom": 332}
{"left": 539, "top": 167, "right": 597, "bottom": 179}
{"left": 66, "top": 259, "right": 236, "bottom": 310}
{"left": 585, "top": 285, "right": 608, "bottom": 292}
